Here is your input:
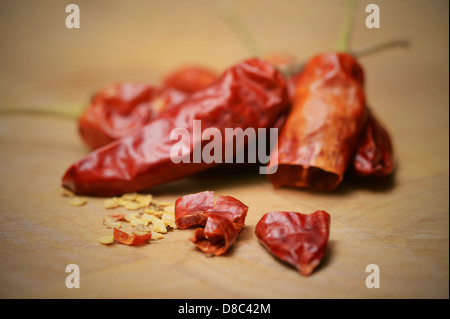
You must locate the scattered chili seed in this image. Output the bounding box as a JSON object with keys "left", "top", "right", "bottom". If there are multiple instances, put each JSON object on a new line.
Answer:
{"left": 143, "top": 208, "right": 163, "bottom": 218}
{"left": 130, "top": 217, "right": 150, "bottom": 227}
{"left": 61, "top": 187, "right": 75, "bottom": 197}
{"left": 125, "top": 201, "right": 143, "bottom": 211}
{"left": 98, "top": 235, "right": 115, "bottom": 245}
{"left": 104, "top": 198, "right": 119, "bottom": 209}
{"left": 68, "top": 196, "right": 87, "bottom": 207}
{"left": 96, "top": 194, "right": 176, "bottom": 246}
{"left": 103, "top": 216, "right": 121, "bottom": 229}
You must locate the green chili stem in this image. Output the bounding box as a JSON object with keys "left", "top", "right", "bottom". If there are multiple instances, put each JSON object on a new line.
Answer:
{"left": 352, "top": 39, "right": 410, "bottom": 59}
{"left": 0, "top": 105, "right": 83, "bottom": 120}
{"left": 220, "top": 1, "right": 263, "bottom": 57}
{"left": 335, "top": 0, "right": 357, "bottom": 53}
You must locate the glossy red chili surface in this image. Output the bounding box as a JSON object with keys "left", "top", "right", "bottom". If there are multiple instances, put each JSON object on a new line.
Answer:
{"left": 62, "top": 58, "right": 289, "bottom": 196}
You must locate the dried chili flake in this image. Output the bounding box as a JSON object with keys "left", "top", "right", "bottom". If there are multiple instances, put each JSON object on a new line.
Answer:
{"left": 113, "top": 228, "right": 151, "bottom": 246}
{"left": 108, "top": 214, "right": 125, "bottom": 221}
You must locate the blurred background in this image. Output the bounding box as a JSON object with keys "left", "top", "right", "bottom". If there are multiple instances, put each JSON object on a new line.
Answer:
{"left": 0, "top": 0, "right": 447, "bottom": 115}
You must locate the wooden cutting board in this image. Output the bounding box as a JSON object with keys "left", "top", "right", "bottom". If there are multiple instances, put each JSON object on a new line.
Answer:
{"left": 0, "top": 0, "right": 448, "bottom": 298}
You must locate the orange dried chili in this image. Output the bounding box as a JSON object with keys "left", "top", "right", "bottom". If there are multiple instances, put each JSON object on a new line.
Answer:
{"left": 268, "top": 52, "right": 368, "bottom": 190}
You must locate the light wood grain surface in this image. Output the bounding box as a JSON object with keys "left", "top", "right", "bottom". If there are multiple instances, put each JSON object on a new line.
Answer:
{"left": 0, "top": 0, "right": 448, "bottom": 299}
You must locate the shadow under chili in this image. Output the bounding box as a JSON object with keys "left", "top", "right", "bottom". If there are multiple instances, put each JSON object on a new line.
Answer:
{"left": 145, "top": 164, "right": 264, "bottom": 197}
{"left": 334, "top": 168, "right": 397, "bottom": 195}
{"left": 143, "top": 161, "right": 397, "bottom": 197}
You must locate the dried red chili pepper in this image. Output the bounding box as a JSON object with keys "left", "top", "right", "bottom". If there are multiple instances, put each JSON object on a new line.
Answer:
{"left": 163, "top": 66, "right": 218, "bottom": 94}
{"left": 78, "top": 82, "right": 187, "bottom": 150}
{"left": 174, "top": 191, "right": 248, "bottom": 230}
{"left": 286, "top": 69, "right": 394, "bottom": 180}
{"left": 113, "top": 228, "right": 151, "bottom": 246}
{"left": 62, "top": 58, "right": 289, "bottom": 196}
{"left": 268, "top": 52, "right": 368, "bottom": 191}
{"left": 353, "top": 109, "right": 394, "bottom": 177}
{"left": 175, "top": 191, "right": 248, "bottom": 256}
{"left": 255, "top": 210, "right": 330, "bottom": 276}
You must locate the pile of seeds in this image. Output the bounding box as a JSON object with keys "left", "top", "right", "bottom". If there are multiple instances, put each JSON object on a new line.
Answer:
{"left": 61, "top": 188, "right": 176, "bottom": 246}
{"left": 99, "top": 192, "right": 176, "bottom": 245}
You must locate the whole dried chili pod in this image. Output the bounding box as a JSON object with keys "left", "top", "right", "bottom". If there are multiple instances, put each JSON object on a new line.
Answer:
{"left": 255, "top": 210, "right": 330, "bottom": 276}
{"left": 62, "top": 58, "right": 289, "bottom": 196}
{"left": 78, "top": 82, "right": 187, "bottom": 150}
{"left": 353, "top": 109, "right": 394, "bottom": 177}
{"left": 268, "top": 52, "right": 368, "bottom": 191}
{"left": 286, "top": 69, "right": 394, "bottom": 179}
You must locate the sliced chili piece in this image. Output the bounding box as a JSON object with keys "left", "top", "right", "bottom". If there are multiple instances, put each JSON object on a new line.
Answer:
{"left": 113, "top": 228, "right": 151, "bottom": 246}
{"left": 174, "top": 191, "right": 215, "bottom": 229}
{"left": 190, "top": 214, "right": 239, "bottom": 256}
{"left": 175, "top": 191, "right": 248, "bottom": 256}
{"left": 174, "top": 191, "right": 248, "bottom": 230}
{"left": 268, "top": 52, "right": 368, "bottom": 191}
{"left": 210, "top": 195, "right": 248, "bottom": 232}
{"left": 255, "top": 210, "right": 330, "bottom": 276}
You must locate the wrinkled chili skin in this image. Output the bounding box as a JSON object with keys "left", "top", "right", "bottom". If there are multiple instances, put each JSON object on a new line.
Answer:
{"left": 174, "top": 191, "right": 215, "bottom": 229}
{"left": 353, "top": 110, "right": 394, "bottom": 177}
{"left": 190, "top": 213, "right": 239, "bottom": 256}
{"left": 268, "top": 52, "right": 368, "bottom": 191}
{"left": 62, "top": 58, "right": 289, "bottom": 196}
{"left": 175, "top": 191, "right": 248, "bottom": 256}
{"left": 78, "top": 83, "right": 187, "bottom": 150}
{"left": 255, "top": 210, "right": 330, "bottom": 276}
{"left": 174, "top": 191, "right": 248, "bottom": 230}
{"left": 163, "top": 66, "right": 218, "bottom": 94}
